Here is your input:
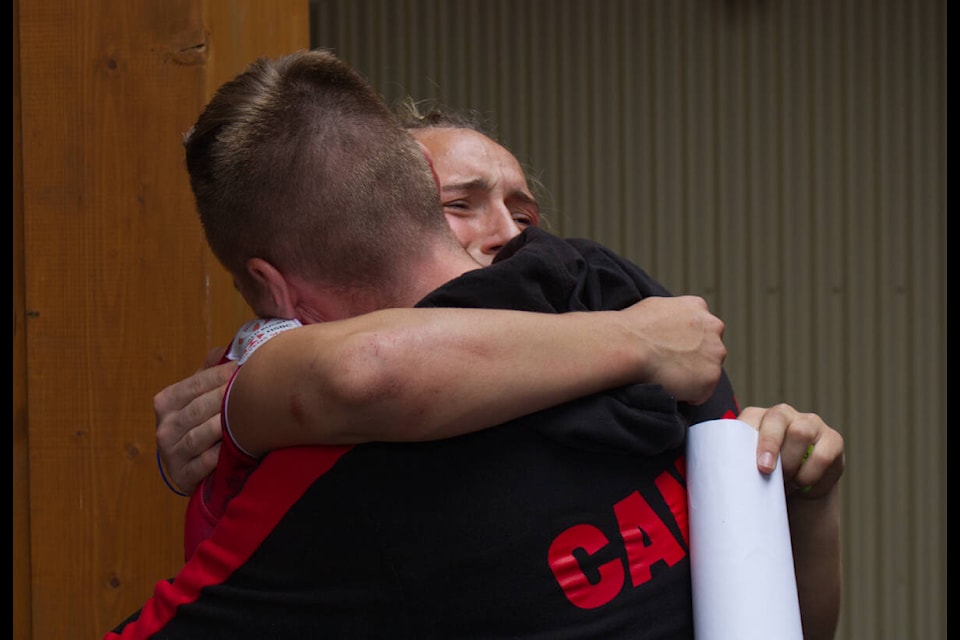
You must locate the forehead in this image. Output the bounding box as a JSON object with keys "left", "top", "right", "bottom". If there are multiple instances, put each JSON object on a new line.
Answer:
{"left": 413, "top": 127, "right": 530, "bottom": 191}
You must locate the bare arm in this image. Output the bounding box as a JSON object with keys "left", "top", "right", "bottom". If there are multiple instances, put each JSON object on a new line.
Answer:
{"left": 228, "top": 296, "right": 726, "bottom": 456}
{"left": 156, "top": 295, "right": 725, "bottom": 492}
{"left": 738, "top": 404, "right": 845, "bottom": 640}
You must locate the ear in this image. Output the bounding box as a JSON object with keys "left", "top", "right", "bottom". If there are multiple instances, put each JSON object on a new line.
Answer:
{"left": 245, "top": 257, "right": 298, "bottom": 318}
{"left": 416, "top": 140, "right": 442, "bottom": 196}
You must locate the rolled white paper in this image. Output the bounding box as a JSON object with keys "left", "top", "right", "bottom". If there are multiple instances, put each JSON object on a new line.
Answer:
{"left": 686, "top": 419, "right": 803, "bottom": 640}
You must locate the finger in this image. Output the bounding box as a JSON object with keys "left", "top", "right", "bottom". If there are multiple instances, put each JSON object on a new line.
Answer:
{"left": 787, "top": 429, "right": 845, "bottom": 499}
{"left": 777, "top": 410, "right": 823, "bottom": 481}
{"left": 155, "top": 361, "right": 237, "bottom": 421}
{"left": 156, "top": 382, "right": 224, "bottom": 457}
{"left": 181, "top": 417, "right": 224, "bottom": 459}
{"left": 177, "top": 382, "right": 229, "bottom": 444}
{"left": 186, "top": 361, "right": 238, "bottom": 405}
{"left": 175, "top": 441, "right": 222, "bottom": 495}
{"left": 739, "top": 405, "right": 790, "bottom": 475}
{"left": 165, "top": 419, "right": 223, "bottom": 493}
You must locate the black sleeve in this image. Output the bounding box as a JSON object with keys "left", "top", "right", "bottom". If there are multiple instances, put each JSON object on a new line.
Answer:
{"left": 418, "top": 228, "right": 739, "bottom": 454}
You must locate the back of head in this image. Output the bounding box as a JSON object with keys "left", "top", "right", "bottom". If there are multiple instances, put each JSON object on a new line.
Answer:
{"left": 185, "top": 49, "right": 452, "bottom": 295}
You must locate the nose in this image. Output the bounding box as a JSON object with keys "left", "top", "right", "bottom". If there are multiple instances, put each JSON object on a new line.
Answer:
{"left": 479, "top": 208, "right": 523, "bottom": 258}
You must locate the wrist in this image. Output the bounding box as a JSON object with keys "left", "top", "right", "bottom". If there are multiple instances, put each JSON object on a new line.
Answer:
{"left": 596, "top": 310, "right": 652, "bottom": 385}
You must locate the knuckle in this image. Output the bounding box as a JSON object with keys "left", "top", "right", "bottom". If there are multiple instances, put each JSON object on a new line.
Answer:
{"left": 181, "top": 425, "right": 200, "bottom": 454}
{"left": 187, "top": 372, "right": 206, "bottom": 397}
{"left": 792, "top": 412, "right": 823, "bottom": 441}
{"left": 153, "top": 389, "right": 171, "bottom": 420}
{"left": 771, "top": 402, "right": 794, "bottom": 415}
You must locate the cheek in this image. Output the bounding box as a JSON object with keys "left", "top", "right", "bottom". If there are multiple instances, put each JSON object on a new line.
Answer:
{"left": 444, "top": 213, "right": 482, "bottom": 248}
{"left": 504, "top": 220, "right": 524, "bottom": 240}
{"left": 469, "top": 250, "right": 495, "bottom": 267}
{"left": 444, "top": 215, "right": 493, "bottom": 266}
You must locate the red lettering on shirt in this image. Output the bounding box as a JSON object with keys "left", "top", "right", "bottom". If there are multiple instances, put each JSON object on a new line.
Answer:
{"left": 614, "top": 490, "right": 686, "bottom": 588}
{"left": 654, "top": 456, "right": 689, "bottom": 546}
{"left": 547, "top": 524, "right": 625, "bottom": 609}
{"left": 548, "top": 460, "right": 689, "bottom": 609}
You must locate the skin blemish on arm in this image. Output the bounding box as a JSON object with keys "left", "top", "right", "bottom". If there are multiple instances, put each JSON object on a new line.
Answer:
{"left": 289, "top": 391, "right": 307, "bottom": 428}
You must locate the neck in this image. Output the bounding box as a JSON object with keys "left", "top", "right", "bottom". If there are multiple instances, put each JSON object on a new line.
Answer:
{"left": 298, "top": 239, "right": 482, "bottom": 321}
{"left": 389, "top": 239, "right": 482, "bottom": 307}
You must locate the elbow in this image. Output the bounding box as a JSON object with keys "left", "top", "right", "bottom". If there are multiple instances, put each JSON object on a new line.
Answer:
{"left": 300, "top": 320, "right": 450, "bottom": 442}
{"left": 321, "top": 331, "right": 422, "bottom": 433}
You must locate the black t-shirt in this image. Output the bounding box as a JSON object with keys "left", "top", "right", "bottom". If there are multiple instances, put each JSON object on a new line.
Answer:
{"left": 109, "top": 229, "right": 738, "bottom": 640}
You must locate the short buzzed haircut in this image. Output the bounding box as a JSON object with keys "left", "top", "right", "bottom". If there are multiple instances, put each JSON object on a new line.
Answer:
{"left": 184, "top": 49, "right": 453, "bottom": 293}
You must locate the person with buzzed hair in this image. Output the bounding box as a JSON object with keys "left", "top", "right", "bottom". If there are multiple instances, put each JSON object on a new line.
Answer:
{"left": 116, "top": 49, "right": 842, "bottom": 639}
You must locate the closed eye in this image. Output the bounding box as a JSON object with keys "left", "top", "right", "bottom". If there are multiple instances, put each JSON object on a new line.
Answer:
{"left": 509, "top": 199, "right": 540, "bottom": 227}
{"left": 513, "top": 212, "right": 535, "bottom": 226}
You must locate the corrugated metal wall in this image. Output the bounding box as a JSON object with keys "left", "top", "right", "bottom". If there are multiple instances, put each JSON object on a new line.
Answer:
{"left": 310, "top": 1, "right": 947, "bottom": 637}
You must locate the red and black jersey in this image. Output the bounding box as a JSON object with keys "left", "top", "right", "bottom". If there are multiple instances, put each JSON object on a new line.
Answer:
{"left": 109, "top": 229, "right": 738, "bottom": 639}
{"left": 183, "top": 317, "right": 303, "bottom": 562}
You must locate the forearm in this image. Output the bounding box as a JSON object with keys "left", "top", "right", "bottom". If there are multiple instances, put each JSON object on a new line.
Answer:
{"left": 227, "top": 307, "right": 647, "bottom": 455}
{"left": 788, "top": 486, "right": 842, "bottom": 640}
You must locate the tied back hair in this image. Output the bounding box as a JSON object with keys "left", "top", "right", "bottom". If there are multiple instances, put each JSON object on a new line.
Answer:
{"left": 394, "top": 96, "right": 498, "bottom": 138}
{"left": 393, "top": 96, "right": 552, "bottom": 229}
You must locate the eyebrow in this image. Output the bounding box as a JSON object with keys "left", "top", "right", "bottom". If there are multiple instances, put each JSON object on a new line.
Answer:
{"left": 441, "top": 178, "right": 492, "bottom": 194}
{"left": 442, "top": 179, "right": 539, "bottom": 207}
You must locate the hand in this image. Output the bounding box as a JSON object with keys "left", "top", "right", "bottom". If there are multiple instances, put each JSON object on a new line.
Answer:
{"left": 154, "top": 347, "right": 237, "bottom": 495}
{"left": 738, "top": 403, "right": 845, "bottom": 639}
{"left": 737, "top": 403, "right": 845, "bottom": 499}
{"left": 624, "top": 296, "right": 727, "bottom": 405}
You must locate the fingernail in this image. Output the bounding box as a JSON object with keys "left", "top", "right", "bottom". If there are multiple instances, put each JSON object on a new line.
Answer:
{"left": 758, "top": 452, "right": 775, "bottom": 473}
